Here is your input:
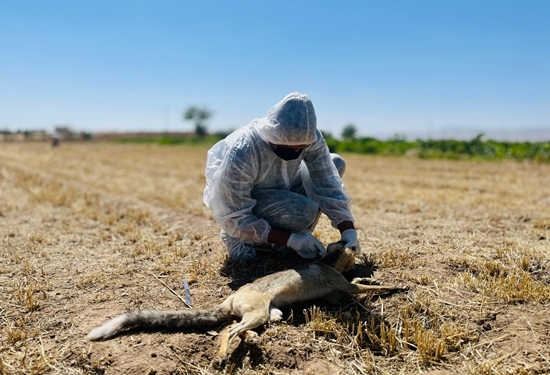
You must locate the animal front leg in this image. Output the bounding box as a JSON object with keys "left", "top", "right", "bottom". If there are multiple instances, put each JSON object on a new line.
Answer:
{"left": 352, "top": 277, "right": 380, "bottom": 285}
{"left": 325, "top": 267, "right": 406, "bottom": 295}
{"left": 346, "top": 282, "right": 406, "bottom": 294}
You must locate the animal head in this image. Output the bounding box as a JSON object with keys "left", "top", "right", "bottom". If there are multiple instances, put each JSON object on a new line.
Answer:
{"left": 321, "top": 241, "right": 356, "bottom": 273}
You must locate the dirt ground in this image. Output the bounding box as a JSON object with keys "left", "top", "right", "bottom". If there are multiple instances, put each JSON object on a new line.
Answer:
{"left": 1, "top": 142, "right": 549, "bottom": 375}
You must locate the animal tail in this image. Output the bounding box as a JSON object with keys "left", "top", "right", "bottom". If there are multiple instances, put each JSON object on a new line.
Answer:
{"left": 87, "top": 304, "right": 231, "bottom": 341}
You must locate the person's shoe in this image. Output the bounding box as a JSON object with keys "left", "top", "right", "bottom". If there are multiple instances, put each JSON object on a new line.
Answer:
{"left": 220, "top": 230, "right": 257, "bottom": 262}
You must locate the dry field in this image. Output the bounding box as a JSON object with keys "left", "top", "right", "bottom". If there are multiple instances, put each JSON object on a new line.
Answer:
{"left": 1, "top": 142, "right": 550, "bottom": 375}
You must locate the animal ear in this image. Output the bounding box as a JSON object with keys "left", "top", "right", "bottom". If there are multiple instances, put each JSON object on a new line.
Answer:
{"left": 320, "top": 241, "right": 346, "bottom": 267}
{"left": 326, "top": 241, "right": 346, "bottom": 253}
{"left": 335, "top": 249, "right": 356, "bottom": 273}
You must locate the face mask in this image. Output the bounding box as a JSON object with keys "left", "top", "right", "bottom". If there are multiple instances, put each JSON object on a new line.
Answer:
{"left": 272, "top": 145, "right": 303, "bottom": 161}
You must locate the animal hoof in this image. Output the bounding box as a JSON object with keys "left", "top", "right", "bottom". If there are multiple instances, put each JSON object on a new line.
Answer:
{"left": 244, "top": 330, "right": 261, "bottom": 346}
{"left": 212, "top": 356, "right": 227, "bottom": 370}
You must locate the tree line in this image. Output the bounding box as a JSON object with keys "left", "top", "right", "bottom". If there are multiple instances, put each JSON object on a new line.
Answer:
{"left": 324, "top": 127, "right": 550, "bottom": 162}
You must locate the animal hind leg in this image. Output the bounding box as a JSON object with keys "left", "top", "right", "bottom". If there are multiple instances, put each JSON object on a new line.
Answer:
{"left": 243, "top": 330, "right": 260, "bottom": 345}
{"left": 217, "top": 308, "right": 270, "bottom": 364}
{"left": 229, "top": 311, "right": 270, "bottom": 344}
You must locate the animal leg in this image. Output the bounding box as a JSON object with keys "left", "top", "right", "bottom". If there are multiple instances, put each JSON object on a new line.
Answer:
{"left": 228, "top": 311, "right": 270, "bottom": 342}
{"left": 217, "top": 328, "right": 231, "bottom": 367}
{"left": 217, "top": 311, "right": 270, "bottom": 363}
{"left": 351, "top": 277, "right": 380, "bottom": 285}
{"left": 243, "top": 330, "right": 260, "bottom": 345}
{"left": 326, "top": 268, "right": 405, "bottom": 295}
{"left": 343, "top": 281, "right": 405, "bottom": 294}
{"left": 216, "top": 294, "right": 271, "bottom": 365}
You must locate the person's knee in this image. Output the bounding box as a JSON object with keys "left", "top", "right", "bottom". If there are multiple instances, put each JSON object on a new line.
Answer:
{"left": 269, "top": 198, "right": 319, "bottom": 233}
{"left": 299, "top": 201, "right": 321, "bottom": 229}
{"left": 303, "top": 206, "right": 321, "bottom": 233}
{"left": 251, "top": 189, "right": 319, "bottom": 232}
{"left": 331, "top": 153, "right": 346, "bottom": 177}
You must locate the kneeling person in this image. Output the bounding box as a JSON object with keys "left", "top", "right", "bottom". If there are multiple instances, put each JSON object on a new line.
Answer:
{"left": 203, "top": 92, "right": 360, "bottom": 262}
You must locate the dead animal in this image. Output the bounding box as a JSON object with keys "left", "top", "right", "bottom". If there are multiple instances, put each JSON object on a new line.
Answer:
{"left": 86, "top": 241, "right": 406, "bottom": 365}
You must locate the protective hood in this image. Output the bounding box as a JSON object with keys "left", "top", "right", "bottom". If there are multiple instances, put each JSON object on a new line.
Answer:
{"left": 255, "top": 92, "right": 318, "bottom": 146}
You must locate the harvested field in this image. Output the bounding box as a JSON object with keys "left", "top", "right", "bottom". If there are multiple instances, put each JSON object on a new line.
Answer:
{"left": 1, "top": 142, "right": 549, "bottom": 374}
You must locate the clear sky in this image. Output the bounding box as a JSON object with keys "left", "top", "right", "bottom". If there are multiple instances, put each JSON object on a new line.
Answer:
{"left": 1, "top": 0, "right": 549, "bottom": 140}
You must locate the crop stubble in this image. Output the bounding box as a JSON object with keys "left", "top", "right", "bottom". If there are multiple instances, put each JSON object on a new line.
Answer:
{"left": 1, "top": 143, "right": 549, "bottom": 374}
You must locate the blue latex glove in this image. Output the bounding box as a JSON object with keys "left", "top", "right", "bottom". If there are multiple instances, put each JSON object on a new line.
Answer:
{"left": 341, "top": 229, "right": 361, "bottom": 253}
{"left": 287, "top": 233, "right": 327, "bottom": 258}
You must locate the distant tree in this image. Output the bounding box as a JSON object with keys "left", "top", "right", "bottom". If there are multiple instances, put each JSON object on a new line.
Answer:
{"left": 391, "top": 133, "right": 407, "bottom": 143}
{"left": 341, "top": 124, "right": 357, "bottom": 140}
{"left": 81, "top": 132, "right": 93, "bottom": 141}
{"left": 183, "top": 106, "right": 212, "bottom": 137}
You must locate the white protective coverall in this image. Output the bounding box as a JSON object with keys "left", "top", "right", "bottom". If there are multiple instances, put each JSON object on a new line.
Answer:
{"left": 203, "top": 92, "right": 355, "bottom": 261}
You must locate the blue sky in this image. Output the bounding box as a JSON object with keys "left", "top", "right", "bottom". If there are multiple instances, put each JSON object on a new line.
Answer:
{"left": 1, "top": 0, "right": 549, "bottom": 140}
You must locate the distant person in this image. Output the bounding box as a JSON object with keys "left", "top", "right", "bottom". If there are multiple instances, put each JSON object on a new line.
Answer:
{"left": 203, "top": 92, "right": 360, "bottom": 262}
{"left": 50, "top": 136, "right": 60, "bottom": 147}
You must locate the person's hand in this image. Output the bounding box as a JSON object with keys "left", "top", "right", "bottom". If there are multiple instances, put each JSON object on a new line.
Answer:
{"left": 341, "top": 229, "right": 361, "bottom": 253}
{"left": 286, "top": 233, "right": 327, "bottom": 258}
